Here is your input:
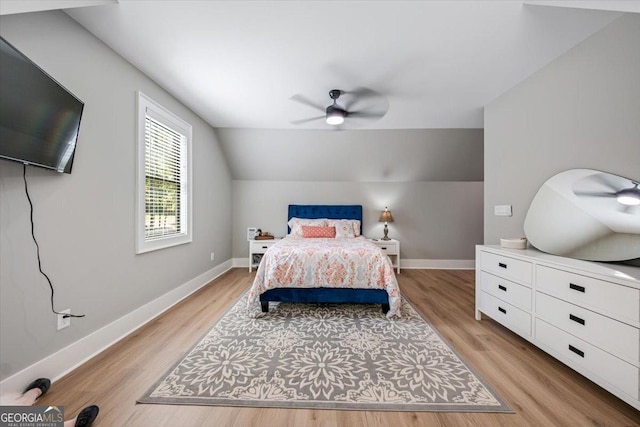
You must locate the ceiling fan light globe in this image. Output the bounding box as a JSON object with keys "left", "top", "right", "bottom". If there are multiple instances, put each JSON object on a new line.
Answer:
{"left": 616, "top": 186, "right": 640, "bottom": 206}
{"left": 326, "top": 114, "right": 345, "bottom": 125}
{"left": 325, "top": 106, "right": 346, "bottom": 125}
{"left": 617, "top": 194, "right": 640, "bottom": 206}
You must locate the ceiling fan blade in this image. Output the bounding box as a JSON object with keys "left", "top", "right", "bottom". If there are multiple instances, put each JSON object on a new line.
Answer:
{"left": 348, "top": 110, "right": 387, "bottom": 119}
{"left": 573, "top": 191, "right": 616, "bottom": 198}
{"left": 343, "top": 87, "right": 381, "bottom": 100}
{"left": 341, "top": 87, "right": 389, "bottom": 117}
{"left": 587, "top": 173, "right": 620, "bottom": 192}
{"left": 290, "top": 94, "right": 325, "bottom": 112}
{"left": 291, "top": 116, "right": 325, "bottom": 125}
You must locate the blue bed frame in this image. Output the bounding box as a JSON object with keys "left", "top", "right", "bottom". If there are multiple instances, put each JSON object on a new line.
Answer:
{"left": 259, "top": 204, "right": 390, "bottom": 313}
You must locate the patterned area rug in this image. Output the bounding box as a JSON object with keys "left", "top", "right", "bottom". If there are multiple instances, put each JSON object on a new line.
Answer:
{"left": 139, "top": 292, "right": 512, "bottom": 412}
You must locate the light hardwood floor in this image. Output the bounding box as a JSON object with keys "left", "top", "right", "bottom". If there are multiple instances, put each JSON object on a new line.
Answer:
{"left": 37, "top": 269, "right": 640, "bottom": 426}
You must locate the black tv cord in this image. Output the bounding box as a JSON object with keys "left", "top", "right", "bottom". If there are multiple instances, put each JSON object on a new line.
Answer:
{"left": 23, "top": 164, "right": 85, "bottom": 319}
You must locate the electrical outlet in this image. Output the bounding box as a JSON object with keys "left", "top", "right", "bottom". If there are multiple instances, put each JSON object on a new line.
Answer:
{"left": 57, "top": 309, "right": 71, "bottom": 331}
{"left": 210, "top": 252, "right": 215, "bottom": 261}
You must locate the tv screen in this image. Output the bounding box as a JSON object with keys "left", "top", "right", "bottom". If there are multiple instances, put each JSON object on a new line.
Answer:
{"left": 0, "top": 36, "right": 84, "bottom": 174}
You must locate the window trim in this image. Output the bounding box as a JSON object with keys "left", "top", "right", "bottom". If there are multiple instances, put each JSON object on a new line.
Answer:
{"left": 136, "top": 91, "right": 193, "bottom": 254}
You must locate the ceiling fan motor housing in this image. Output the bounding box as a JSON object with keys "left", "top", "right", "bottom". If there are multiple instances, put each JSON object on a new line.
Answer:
{"left": 326, "top": 89, "right": 347, "bottom": 123}
{"left": 326, "top": 104, "right": 346, "bottom": 116}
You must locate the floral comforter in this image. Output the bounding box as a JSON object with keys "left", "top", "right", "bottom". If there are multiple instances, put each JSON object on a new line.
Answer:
{"left": 247, "top": 236, "right": 401, "bottom": 318}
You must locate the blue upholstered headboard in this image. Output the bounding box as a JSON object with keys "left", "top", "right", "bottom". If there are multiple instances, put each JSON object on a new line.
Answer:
{"left": 287, "top": 205, "right": 363, "bottom": 234}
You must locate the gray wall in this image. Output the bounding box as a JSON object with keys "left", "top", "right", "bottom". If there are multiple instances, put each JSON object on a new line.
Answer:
{"left": 484, "top": 13, "right": 640, "bottom": 245}
{"left": 218, "top": 128, "right": 483, "bottom": 182}
{"left": 232, "top": 181, "right": 483, "bottom": 260}
{"left": 0, "top": 11, "right": 232, "bottom": 380}
{"left": 222, "top": 128, "right": 485, "bottom": 262}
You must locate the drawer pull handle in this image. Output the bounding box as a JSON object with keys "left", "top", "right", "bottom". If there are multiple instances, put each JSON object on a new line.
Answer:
{"left": 498, "top": 285, "right": 507, "bottom": 292}
{"left": 498, "top": 307, "right": 506, "bottom": 314}
{"left": 568, "top": 345, "right": 584, "bottom": 358}
{"left": 262, "top": 246, "right": 268, "bottom": 249}
{"left": 569, "top": 314, "right": 585, "bottom": 325}
{"left": 498, "top": 262, "right": 507, "bottom": 269}
{"left": 381, "top": 247, "right": 387, "bottom": 250}
{"left": 569, "top": 283, "right": 585, "bottom": 293}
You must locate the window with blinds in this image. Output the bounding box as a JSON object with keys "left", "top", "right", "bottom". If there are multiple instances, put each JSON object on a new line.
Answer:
{"left": 136, "top": 92, "right": 192, "bottom": 253}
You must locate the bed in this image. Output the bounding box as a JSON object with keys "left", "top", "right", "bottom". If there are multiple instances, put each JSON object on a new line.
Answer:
{"left": 247, "top": 204, "right": 401, "bottom": 318}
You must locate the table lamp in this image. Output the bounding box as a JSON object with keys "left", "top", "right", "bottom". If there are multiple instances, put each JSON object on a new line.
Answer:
{"left": 379, "top": 207, "right": 394, "bottom": 241}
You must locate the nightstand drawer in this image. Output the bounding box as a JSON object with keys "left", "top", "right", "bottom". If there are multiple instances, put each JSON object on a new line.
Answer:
{"left": 480, "top": 291, "right": 531, "bottom": 337}
{"left": 535, "top": 319, "right": 639, "bottom": 399}
{"left": 376, "top": 243, "right": 398, "bottom": 255}
{"left": 480, "top": 251, "right": 532, "bottom": 285}
{"left": 535, "top": 292, "right": 639, "bottom": 366}
{"left": 250, "top": 240, "right": 278, "bottom": 254}
{"left": 480, "top": 271, "right": 532, "bottom": 311}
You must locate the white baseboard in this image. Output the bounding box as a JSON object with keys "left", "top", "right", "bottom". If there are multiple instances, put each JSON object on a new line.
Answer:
{"left": 233, "top": 257, "right": 249, "bottom": 268}
{"left": 0, "top": 259, "right": 233, "bottom": 394}
{"left": 232, "top": 257, "right": 474, "bottom": 270}
{"left": 401, "top": 259, "right": 475, "bottom": 269}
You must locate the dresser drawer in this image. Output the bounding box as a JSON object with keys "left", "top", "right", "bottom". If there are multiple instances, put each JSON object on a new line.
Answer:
{"left": 537, "top": 265, "right": 639, "bottom": 324}
{"left": 480, "top": 251, "right": 532, "bottom": 285}
{"left": 480, "top": 291, "right": 531, "bottom": 337}
{"left": 535, "top": 319, "right": 639, "bottom": 399}
{"left": 480, "top": 272, "right": 532, "bottom": 311}
{"left": 536, "top": 292, "right": 639, "bottom": 366}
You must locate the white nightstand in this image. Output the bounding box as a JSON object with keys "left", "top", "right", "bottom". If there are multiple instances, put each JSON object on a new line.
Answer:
{"left": 368, "top": 238, "right": 400, "bottom": 273}
{"left": 248, "top": 239, "right": 281, "bottom": 272}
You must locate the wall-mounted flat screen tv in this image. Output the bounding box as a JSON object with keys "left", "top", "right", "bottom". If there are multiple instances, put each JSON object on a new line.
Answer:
{"left": 0, "top": 36, "right": 84, "bottom": 174}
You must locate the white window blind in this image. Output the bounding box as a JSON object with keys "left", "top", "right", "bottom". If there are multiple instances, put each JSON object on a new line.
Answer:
{"left": 144, "top": 112, "right": 186, "bottom": 239}
{"left": 136, "top": 92, "right": 192, "bottom": 253}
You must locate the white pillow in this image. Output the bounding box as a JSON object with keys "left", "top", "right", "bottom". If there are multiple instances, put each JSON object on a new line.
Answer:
{"left": 350, "top": 219, "right": 361, "bottom": 237}
{"left": 327, "top": 219, "right": 356, "bottom": 238}
{"left": 288, "top": 217, "right": 327, "bottom": 237}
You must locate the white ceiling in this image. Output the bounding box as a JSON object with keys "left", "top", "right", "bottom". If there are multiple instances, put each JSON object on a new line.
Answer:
{"left": 61, "top": 1, "right": 628, "bottom": 130}
{"left": 0, "top": 0, "right": 116, "bottom": 15}
{"left": 5, "top": 1, "right": 630, "bottom": 130}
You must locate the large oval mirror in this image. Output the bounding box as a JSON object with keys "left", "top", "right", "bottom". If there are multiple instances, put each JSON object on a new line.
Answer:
{"left": 524, "top": 169, "right": 640, "bottom": 262}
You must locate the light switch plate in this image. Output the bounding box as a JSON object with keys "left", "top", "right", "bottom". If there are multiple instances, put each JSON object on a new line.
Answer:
{"left": 494, "top": 205, "right": 513, "bottom": 217}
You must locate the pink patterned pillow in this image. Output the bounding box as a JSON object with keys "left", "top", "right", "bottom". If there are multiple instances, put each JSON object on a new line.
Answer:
{"left": 327, "top": 219, "right": 356, "bottom": 238}
{"left": 302, "top": 225, "right": 336, "bottom": 238}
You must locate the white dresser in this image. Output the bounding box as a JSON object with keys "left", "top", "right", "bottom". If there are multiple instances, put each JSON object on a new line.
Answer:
{"left": 475, "top": 245, "right": 640, "bottom": 410}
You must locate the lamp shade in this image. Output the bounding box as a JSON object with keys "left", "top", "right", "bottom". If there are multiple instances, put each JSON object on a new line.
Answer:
{"left": 379, "top": 207, "right": 394, "bottom": 223}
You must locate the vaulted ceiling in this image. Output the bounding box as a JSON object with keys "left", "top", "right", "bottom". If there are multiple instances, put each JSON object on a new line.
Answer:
{"left": 54, "top": 1, "right": 626, "bottom": 130}
{"left": 1, "top": 1, "right": 636, "bottom": 182}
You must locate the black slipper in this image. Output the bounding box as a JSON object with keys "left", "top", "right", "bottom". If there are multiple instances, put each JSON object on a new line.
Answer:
{"left": 74, "top": 405, "right": 99, "bottom": 427}
{"left": 23, "top": 378, "right": 51, "bottom": 396}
